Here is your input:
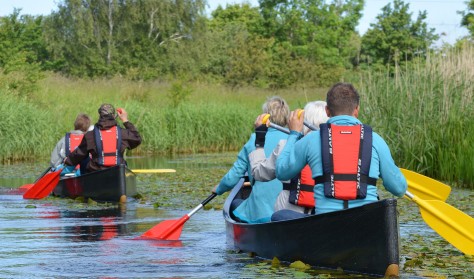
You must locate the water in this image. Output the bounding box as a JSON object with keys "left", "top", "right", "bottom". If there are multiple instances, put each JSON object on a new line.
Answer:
{"left": 0, "top": 193, "right": 254, "bottom": 279}
{"left": 0, "top": 156, "right": 472, "bottom": 278}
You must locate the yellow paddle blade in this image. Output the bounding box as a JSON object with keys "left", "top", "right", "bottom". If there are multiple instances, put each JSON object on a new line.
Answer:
{"left": 132, "top": 169, "right": 176, "bottom": 173}
{"left": 401, "top": 168, "right": 451, "bottom": 201}
{"left": 411, "top": 195, "right": 474, "bottom": 255}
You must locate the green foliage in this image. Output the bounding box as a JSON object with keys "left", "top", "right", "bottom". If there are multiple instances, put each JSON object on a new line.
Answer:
{"left": 0, "top": 10, "right": 45, "bottom": 97}
{"left": 357, "top": 46, "right": 474, "bottom": 188}
{"left": 43, "top": 0, "right": 207, "bottom": 78}
{"left": 167, "top": 82, "right": 192, "bottom": 108}
{"left": 259, "top": 0, "right": 363, "bottom": 68}
{"left": 460, "top": 0, "right": 474, "bottom": 38}
{"left": 360, "top": 0, "right": 439, "bottom": 67}
{"left": 0, "top": 92, "right": 53, "bottom": 163}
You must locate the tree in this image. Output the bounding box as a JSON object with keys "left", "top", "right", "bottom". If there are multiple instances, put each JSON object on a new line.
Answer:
{"left": 459, "top": 0, "right": 474, "bottom": 38}
{"left": 0, "top": 9, "right": 45, "bottom": 96}
{"left": 43, "top": 0, "right": 207, "bottom": 78}
{"left": 360, "top": 0, "right": 439, "bottom": 66}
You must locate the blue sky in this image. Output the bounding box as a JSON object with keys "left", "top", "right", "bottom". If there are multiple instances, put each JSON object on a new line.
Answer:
{"left": 0, "top": 0, "right": 469, "bottom": 45}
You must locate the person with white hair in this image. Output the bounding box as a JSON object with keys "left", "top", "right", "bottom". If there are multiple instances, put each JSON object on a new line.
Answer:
{"left": 249, "top": 101, "right": 329, "bottom": 219}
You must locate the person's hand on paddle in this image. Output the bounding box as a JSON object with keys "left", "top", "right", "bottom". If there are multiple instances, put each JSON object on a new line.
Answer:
{"left": 254, "top": 114, "right": 269, "bottom": 148}
{"left": 117, "top": 108, "right": 128, "bottom": 123}
{"left": 288, "top": 109, "right": 304, "bottom": 133}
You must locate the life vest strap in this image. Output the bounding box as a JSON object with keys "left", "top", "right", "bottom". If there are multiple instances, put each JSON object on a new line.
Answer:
{"left": 103, "top": 152, "right": 117, "bottom": 156}
{"left": 314, "top": 173, "right": 377, "bottom": 186}
{"left": 283, "top": 183, "right": 314, "bottom": 192}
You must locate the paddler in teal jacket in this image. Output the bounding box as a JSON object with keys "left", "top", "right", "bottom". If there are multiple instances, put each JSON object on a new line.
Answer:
{"left": 213, "top": 96, "right": 290, "bottom": 223}
{"left": 276, "top": 83, "right": 407, "bottom": 215}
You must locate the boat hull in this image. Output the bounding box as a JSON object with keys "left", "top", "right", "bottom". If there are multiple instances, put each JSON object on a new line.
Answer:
{"left": 52, "top": 164, "right": 137, "bottom": 202}
{"left": 224, "top": 178, "right": 399, "bottom": 276}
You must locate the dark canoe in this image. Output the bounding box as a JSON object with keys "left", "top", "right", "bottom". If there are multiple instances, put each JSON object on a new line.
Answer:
{"left": 52, "top": 164, "right": 137, "bottom": 203}
{"left": 223, "top": 178, "right": 400, "bottom": 277}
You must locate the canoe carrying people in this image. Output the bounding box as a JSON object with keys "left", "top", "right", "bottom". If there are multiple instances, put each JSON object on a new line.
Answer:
{"left": 212, "top": 96, "right": 290, "bottom": 223}
{"left": 50, "top": 113, "right": 92, "bottom": 176}
{"left": 249, "top": 101, "right": 329, "bottom": 221}
{"left": 275, "top": 82, "right": 407, "bottom": 218}
{"left": 61, "top": 103, "right": 142, "bottom": 175}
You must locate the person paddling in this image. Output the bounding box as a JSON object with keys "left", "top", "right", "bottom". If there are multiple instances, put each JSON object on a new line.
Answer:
{"left": 275, "top": 82, "right": 407, "bottom": 218}
{"left": 50, "top": 113, "right": 92, "bottom": 176}
{"left": 212, "top": 96, "right": 290, "bottom": 223}
{"left": 62, "top": 104, "right": 142, "bottom": 174}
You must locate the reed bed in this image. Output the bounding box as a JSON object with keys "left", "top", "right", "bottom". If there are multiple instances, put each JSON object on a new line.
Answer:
{"left": 358, "top": 46, "right": 474, "bottom": 188}
{"left": 1, "top": 75, "right": 323, "bottom": 163}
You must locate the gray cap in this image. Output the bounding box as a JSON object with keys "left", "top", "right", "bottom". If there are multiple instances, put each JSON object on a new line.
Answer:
{"left": 98, "top": 103, "right": 115, "bottom": 117}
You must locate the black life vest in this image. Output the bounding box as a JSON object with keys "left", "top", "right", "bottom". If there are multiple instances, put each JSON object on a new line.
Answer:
{"left": 285, "top": 165, "right": 315, "bottom": 209}
{"left": 65, "top": 133, "right": 84, "bottom": 156}
{"left": 315, "top": 123, "right": 377, "bottom": 201}
{"left": 94, "top": 126, "right": 122, "bottom": 166}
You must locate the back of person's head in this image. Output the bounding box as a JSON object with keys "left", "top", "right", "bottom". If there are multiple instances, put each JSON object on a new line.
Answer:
{"left": 262, "top": 96, "right": 289, "bottom": 127}
{"left": 326, "top": 82, "right": 359, "bottom": 117}
{"left": 74, "top": 113, "right": 92, "bottom": 132}
{"left": 303, "top": 101, "right": 329, "bottom": 134}
{"left": 98, "top": 103, "right": 116, "bottom": 119}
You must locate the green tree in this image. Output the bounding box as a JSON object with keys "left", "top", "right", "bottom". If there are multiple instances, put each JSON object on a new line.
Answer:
{"left": 360, "top": 0, "right": 439, "bottom": 66}
{"left": 459, "top": 0, "right": 474, "bottom": 38}
{"left": 0, "top": 9, "right": 45, "bottom": 96}
{"left": 258, "top": 0, "right": 364, "bottom": 68}
{"left": 43, "top": 0, "right": 206, "bottom": 78}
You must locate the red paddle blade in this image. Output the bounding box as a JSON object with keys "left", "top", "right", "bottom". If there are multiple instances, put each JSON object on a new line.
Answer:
{"left": 18, "top": 184, "right": 34, "bottom": 193}
{"left": 141, "top": 215, "right": 190, "bottom": 240}
{"left": 23, "top": 170, "right": 61, "bottom": 199}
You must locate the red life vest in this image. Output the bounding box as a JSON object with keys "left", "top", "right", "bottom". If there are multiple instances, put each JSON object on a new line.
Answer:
{"left": 285, "top": 165, "right": 315, "bottom": 209}
{"left": 94, "top": 126, "right": 122, "bottom": 167}
{"left": 65, "top": 133, "right": 84, "bottom": 156}
{"left": 315, "top": 123, "right": 377, "bottom": 201}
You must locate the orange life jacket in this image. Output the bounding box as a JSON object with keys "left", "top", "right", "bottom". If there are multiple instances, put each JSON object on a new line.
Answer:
{"left": 315, "top": 123, "right": 377, "bottom": 202}
{"left": 94, "top": 126, "right": 122, "bottom": 166}
{"left": 65, "top": 133, "right": 84, "bottom": 170}
{"left": 65, "top": 133, "right": 84, "bottom": 156}
{"left": 286, "top": 165, "right": 315, "bottom": 208}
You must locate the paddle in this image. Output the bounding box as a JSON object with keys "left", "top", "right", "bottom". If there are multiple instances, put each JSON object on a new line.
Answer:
{"left": 405, "top": 191, "right": 474, "bottom": 255}
{"left": 400, "top": 168, "right": 451, "bottom": 201}
{"left": 18, "top": 167, "right": 52, "bottom": 192}
{"left": 23, "top": 168, "right": 62, "bottom": 199}
{"left": 141, "top": 193, "right": 217, "bottom": 240}
{"left": 132, "top": 169, "right": 176, "bottom": 173}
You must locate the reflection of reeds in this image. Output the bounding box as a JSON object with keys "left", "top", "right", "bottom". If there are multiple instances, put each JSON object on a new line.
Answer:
{"left": 359, "top": 46, "right": 474, "bottom": 188}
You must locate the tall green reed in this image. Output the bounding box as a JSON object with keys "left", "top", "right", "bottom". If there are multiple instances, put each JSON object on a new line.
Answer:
{"left": 2, "top": 74, "right": 321, "bottom": 163}
{"left": 358, "top": 46, "right": 474, "bottom": 188}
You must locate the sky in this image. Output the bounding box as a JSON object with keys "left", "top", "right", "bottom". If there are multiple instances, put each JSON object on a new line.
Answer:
{"left": 0, "top": 0, "right": 469, "bottom": 45}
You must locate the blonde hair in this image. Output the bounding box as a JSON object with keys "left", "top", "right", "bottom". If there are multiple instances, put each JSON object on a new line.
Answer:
{"left": 262, "top": 96, "right": 289, "bottom": 127}
{"left": 303, "top": 101, "right": 328, "bottom": 135}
